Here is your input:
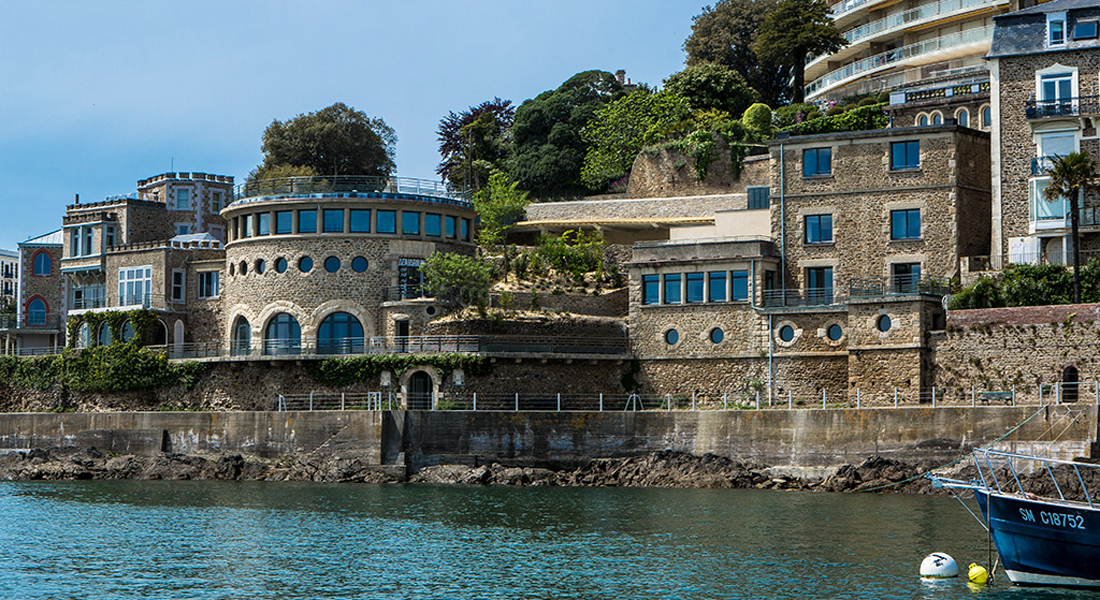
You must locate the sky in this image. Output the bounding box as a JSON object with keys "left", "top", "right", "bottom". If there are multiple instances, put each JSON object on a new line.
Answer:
{"left": 0, "top": 1, "right": 698, "bottom": 251}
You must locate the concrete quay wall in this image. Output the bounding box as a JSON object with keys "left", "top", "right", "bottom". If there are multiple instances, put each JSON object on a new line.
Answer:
{"left": 0, "top": 405, "right": 1090, "bottom": 471}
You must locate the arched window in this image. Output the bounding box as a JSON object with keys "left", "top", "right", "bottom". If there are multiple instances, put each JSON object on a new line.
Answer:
{"left": 931, "top": 112, "right": 942, "bottom": 126}
{"left": 32, "top": 252, "right": 51, "bottom": 276}
{"left": 981, "top": 105, "right": 992, "bottom": 129}
{"left": 955, "top": 108, "right": 969, "bottom": 128}
{"left": 317, "top": 312, "right": 364, "bottom": 355}
{"left": 918, "top": 114, "right": 928, "bottom": 127}
{"left": 121, "top": 320, "right": 135, "bottom": 342}
{"left": 232, "top": 316, "right": 251, "bottom": 356}
{"left": 26, "top": 298, "right": 46, "bottom": 326}
{"left": 97, "top": 322, "right": 111, "bottom": 346}
{"left": 76, "top": 322, "right": 91, "bottom": 349}
{"left": 264, "top": 313, "right": 301, "bottom": 356}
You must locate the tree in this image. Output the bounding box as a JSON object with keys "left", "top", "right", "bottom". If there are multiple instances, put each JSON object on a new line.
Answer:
{"left": 753, "top": 0, "right": 847, "bottom": 104}
{"left": 437, "top": 98, "right": 515, "bottom": 192}
{"left": 510, "top": 70, "right": 624, "bottom": 197}
{"left": 742, "top": 103, "right": 773, "bottom": 140}
{"left": 256, "top": 102, "right": 397, "bottom": 179}
{"left": 663, "top": 63, "right": 759, "bottom": 117}
{"left": 422, "top": 252, "right": 494, "bottom": 308}
{"left": 683, "top": 0, "right": 789, "bottom": 107}
{"left": 1044, "top": 151, "right": 1098, "bottom": 303}
{"left": 473, "top": 172, "right": 530, "bottom": 249}
{"left": 580, "top": 90, "right": 691, "bottom": 190}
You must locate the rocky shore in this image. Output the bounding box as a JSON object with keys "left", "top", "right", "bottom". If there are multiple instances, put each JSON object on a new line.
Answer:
{"left": 0, "top": 448, "right": 950, "bottom": 493}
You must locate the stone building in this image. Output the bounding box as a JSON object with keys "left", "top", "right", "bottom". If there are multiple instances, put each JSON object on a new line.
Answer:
{"left": 987, "top": 0, "right": 1100, "bottom": 268}
{"left": 2, "top": 230, "right": 64, "bottom": 353}
{"left": 0, "top": 248, "right": 16, "bottom": 304}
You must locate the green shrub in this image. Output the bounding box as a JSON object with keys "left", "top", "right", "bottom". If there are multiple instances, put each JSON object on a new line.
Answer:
{"left": 782, "top": 103, "right": 889, "bottom": 136}
{"left": 741, "top": 103, "right": 772, "bottom": 140}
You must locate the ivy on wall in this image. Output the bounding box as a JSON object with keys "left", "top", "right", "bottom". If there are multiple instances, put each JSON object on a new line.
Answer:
{"left": 0, "top": 345, "right": 206, "bottom": 393}
{"left": 66, "top": 309, "right": 158, "bottom": 348}
{"left": 304, "top": 353, "right": 491, "bottom": 388}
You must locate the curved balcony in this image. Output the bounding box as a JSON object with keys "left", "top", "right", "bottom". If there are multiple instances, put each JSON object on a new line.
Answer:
{"left": 232, "top": 175, "right": 471, "bottom": 206}
{"left": 805, "top": 25, "right": 993, "bottom": 100}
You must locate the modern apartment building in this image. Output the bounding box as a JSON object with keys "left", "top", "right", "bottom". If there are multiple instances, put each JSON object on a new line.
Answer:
{"left": 0, "top": 248, "right": 16, "bottom": 304}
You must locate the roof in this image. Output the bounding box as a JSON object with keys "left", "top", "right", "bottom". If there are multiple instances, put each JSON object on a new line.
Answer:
{"left": 0, "top": 248, "right": 17, "bottom": 258}
{"left": 170, "top": 232, "right": 219, "bottom": 244}
{"left": 1008, "top": 0, "right": 1098, "bottom": 17}
{"left": 19, "top": 229, "right": 63, "bottom": 246}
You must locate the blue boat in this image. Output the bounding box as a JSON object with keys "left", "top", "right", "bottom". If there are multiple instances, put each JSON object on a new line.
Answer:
{"left": 931, "top": 449, "right": 1100, "bottom": 588}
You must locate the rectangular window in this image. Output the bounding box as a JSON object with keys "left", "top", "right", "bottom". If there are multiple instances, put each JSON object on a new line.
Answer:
{"left": 686, "top": 273, "right": 704, "bottom": 303}
{"left": 891, "top": 209, "right": 921, "bottom": 240}
{"left": 350, "top": 209, "right": 371, "bottom": 233}
{"left": 891, "top": 141, "right": 920, "bottom": 171}
{"left": 256, "top": 213, "right": 270, "bottom": 236}
{"left": 663, "top": 274, "right": 682, "bottom": 304}
{"left": 70, "top": 229, "right": 79, "bottom": 256}
{"left": 298, "top": 210, "right": 317, "bottom": 234}
{"left": 242, "top": 215, "right": 253, "bottom": 238}
{"left": 731, "top": 270, "right": 749, "bottom": 301}
{"left": 175, "top": 189, "right": 190, "bottom": 210}
{"left": 806, "top": 266, "right": 833, "bottom": 303}
{"left": 275, "top": 211, "right": 293, "bottom": 234}
{"left": 377, "top": 210, "right": 396, "bottom": 234}
{"left": 462, "top": 218, "right": 471, "bottom": 241}
{"left": 176, "top": 224, "right": 190, "bottom": 236}
{"left": 198, "top": 271, "right": 220, "bottom": 299}
{"left": 708, "top": 271, "right": 727, "bottom": 303}
{"left": 83, "top": 227, "right": 93, "bottom": 255}
{"left": 805, "top": 214, "right": 833, "bottom": 244}
{"left": 445, "top": 215, "right": 457, "bottom": 238}
{"left": 643, "top": 275, "right": 660, "bottom": 305}
{"left": 118, "top": 266, "right": 152, "bottom": 306}
{"left": 211, "top": 190, "right": 223, "bottom": 212}
{"left": 425, "top": 213, "right": 442, "bottom": 237}
{"left": 171, "top": 270, "right": 185, "bottom": 302}
{"left": 803, "top": 148, "right": 832, "bottom": 177}
{"left": 892, "top": 262, "right": 921, "bottom": 293}
{"left": 1074, "top": 21, "right": 1098, "bottom": 40}
{"left": 747, "top": 187, "right": 771, "bottom": 209}
{"left": 1041, "top": 73, "right": 1073, "bottom": 103}
{"left": 764, "top": 270, "right": 776, "bottom": 291}
{"left": 323, "top": 209, "right": 344, "bottom": 233}
{"left": 105, "top": 226, "right": 116, "bottom": 248}
{"left": 402, "top": 211, "right": 420, "bottom": 235}
{"left": 1051, "top": 18, "right": 1066, "bottom": 45}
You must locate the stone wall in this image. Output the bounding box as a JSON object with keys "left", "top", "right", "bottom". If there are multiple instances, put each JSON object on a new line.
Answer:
{"left": 626, "top": 136, "right": 768, "bottom": 198}
{"left": 18, "top": 243, "right": 63, "bottom": 331}
{"left": 525, "top": 194, "right": 740, "bottom": 222}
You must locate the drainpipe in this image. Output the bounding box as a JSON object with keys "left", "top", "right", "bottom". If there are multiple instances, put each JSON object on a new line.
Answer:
{"left": 778, "top": 137, "right": 787, "bottom": 295}
{"left": 750, "top": 260, "right": 774, "bottom": 402}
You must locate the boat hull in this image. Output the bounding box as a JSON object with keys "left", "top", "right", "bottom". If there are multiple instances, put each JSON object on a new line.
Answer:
{"left": 977, "top": 490, "right": 1100, "bottom": 588}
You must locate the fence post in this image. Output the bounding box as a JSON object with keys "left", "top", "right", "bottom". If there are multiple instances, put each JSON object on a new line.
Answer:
{"left": 600, "top": 393, "right": 604, "bottom": 412}
{"left": 823, "top": 389, "right": 826, "bottom": 409}
{"left": 788, "top": 390, "right": 793, "bottom": 410}
{"left": 473, "top": 393, "right": 477, "bottom": 412}
{"left": 515, "top": 393, "right": 519, "bottom": 412}
{"left": 857, "top": 388, "right": 861, "bottom": 410}
{"left": 557, "top": 393, "right": 561, "bottom": 412}
{"left": 341, "top": 392, "right": 346, "bottom": 411}
{"left": 756, "top": 391, "right": 760, "bottom": 410}
{"left": 692, "top": 392, "right": 696, "bottom": 411}
{"left": 971, "top": 385, "right": 975, "bottom": 407}
{"left": 309, "top": 392, "right": 314, "bottom": 411}
{"left": 724, "top": 393, "right": 728, "bottom": 411}
{"left": 1056, "top": 382, "right": 1061, "bottom": 405}
{"left": 894, "top": 388, "right": 898, "bottom": 409}
{"left": 1040, "top": 385, "right": 1044, "bottom": 406}
{"left": 667, "top": 394, "right": 672, "bottom": 412}
{"left": 1011, "top": 385, "right": 1015, "bottom": 406}
{"left": 932, "top": 387, "right": 936, "bottom": 408}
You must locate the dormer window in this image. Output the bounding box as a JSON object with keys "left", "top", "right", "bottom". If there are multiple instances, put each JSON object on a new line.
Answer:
{"left": 1049, "top": 12, "right": 1067, "bottom": 46}
{"left": 1074, "top": 21, "right": 1098, "bottom": 40}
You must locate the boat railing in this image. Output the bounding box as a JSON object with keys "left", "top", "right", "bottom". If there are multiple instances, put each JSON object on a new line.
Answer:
{"left": 971, "top": 448, "right": 1098, "bottom": 508}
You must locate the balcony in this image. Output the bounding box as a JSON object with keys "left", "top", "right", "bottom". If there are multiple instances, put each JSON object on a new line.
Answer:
{"left": 382, "top": 284, "right": 428, "bottom": 302}
{"left": 233, "top": 175, "right": 471, "bottom": 205}
{"left": 849, "top": 275, "right": 951, "bottom": 298}
{"left": 763, "top": 287, "right": 844, "bottom": 308}
{"left": 805, "top": 25, "right": 993, "bottom": 99}
{"left": 1025, "top": 96, "right": 1100, "bottom": 120}
{"left": 0, "top": 314, "right": 62, "bottom": 331}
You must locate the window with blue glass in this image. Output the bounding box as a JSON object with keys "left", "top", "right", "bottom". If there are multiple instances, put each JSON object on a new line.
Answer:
{"left": 731, "top": 270, "right": 749, "bottom": 301}
{"left": 445, "top": 215, "right": 457, "bottom": 238}
{"left": 27, "top": 298, "right": 46, "bottom": 326}
{"left": 747, "top": 187, "right": 770, "bottom": 209}
{"left": 256, "top": 213, "right": 270, "bottom": 235}
{"left": 686, "top": 273, "right": 704, "bottom": 303}
{"left": 317, "top": 312, "right": 364, "bottom": 355}
{"left": 350, "top": 209, "right": 370, "bottom": 233}
{"left": 803, "top": 148, "right": 832, "bottom": 177}
{"left": 32, "top": 252, "right": 51, "bottom": 276}
{"left": 298, "top": 210, "right": 317, "bottom": 234}
{"left": 264, "top": 313, "right": 301, "bottom": 356}
{"left": 402, "top": 212, "right": 420, "bottom": 235}
{"left": 643, "top": 275, "right": 660, "bottom": 305}
{"left": 377, "top": 210, "right": 396, "bottom": 234}
{"left": 805, "top": 214, "right": 833, "bottom": 244}
{"left": 891, "top": 141, "right": 920, "bottom": 171}
{"left": 275, "top": 211, "right": 293, "bottom": 234}
{"left": 806, "top": 266, "right": 833, "bottom": 303}
{"left": 462, "top": 219, "right": 471, "bottom": 241}
{"left": 323, "top": 209, "right": 344, "bottom": 233}
{"left": 425, "top": 213, "right": 442, "bottom": 237}
{"left": 891, "top": 209, "right": 921, "bottom": 240}
{"left": 663, "top": 274, "right": 682, "bottom": 304}
{"left": 708, "top": 271, "right": 726, "bottom": 303}
{"left": 1074, "top": 21, "right": 1098, "bottom": 40}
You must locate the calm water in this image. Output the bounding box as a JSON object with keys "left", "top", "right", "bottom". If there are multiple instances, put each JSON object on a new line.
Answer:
{"left": 0, "top": 481, "right": 1093, "bottom": 599}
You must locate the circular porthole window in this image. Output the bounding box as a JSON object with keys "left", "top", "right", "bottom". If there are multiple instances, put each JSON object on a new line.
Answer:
{"left": 877, "top": 315, "right": 892, "bottom": 333}
{"left": 324, "top": 256, "right": 341, "bottom": 273}
{"left": 275, "top": 257, "right": 288, "bottom": 273}
{"left": 255, "top": 259, "right": 266, "bottom": 274}
{"left": 351, "top": 257, "right": 368, "bottom": 273}
{"left": 827, "top": 324, "right": 843, "bottom": 341}
{"left": 299, "top": 256, "right": 313, "bottom": 273}
{"left": 710, "top": 328, "right": 724, "bottom": 344}
{"left": 426, "top": 306, "right": 437, "bottom": 316}
{"left": 239, "top": 261, "right": 248, "bottom": 276}
{"left": 665, "top": 329, "right": 680, "bottom": 345}
{"left": 779, "top": 325, "right": 795, "bottom": 342}
{"left": 228, "top": 263, "right": 235, "bottom": 276}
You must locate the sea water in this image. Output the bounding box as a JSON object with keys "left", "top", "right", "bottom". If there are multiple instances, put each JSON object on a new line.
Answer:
{"left": 0, "top": 480, "right": 1091, "bottom": 599}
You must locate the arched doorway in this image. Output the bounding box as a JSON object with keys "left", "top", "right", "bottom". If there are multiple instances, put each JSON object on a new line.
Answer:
{"left": 317, "top": 312, "right": 364, "bottom": 355}
{"left": 232, "top": 316, "right": 251, "bottom": 356}
{"left": 149, "top": 320, "right": 168, "bottom": 346}
{"left": 407, "top": 371, "right": 433, "bottom": 410}
{"left": 1063, "top": 365, "right": 1079, "bottom": 403}
{"left": 173, "top": 320, "right": 185, "bottom": 354}
{"left": 264, "top": 313, "right": 300, "bottom": 356}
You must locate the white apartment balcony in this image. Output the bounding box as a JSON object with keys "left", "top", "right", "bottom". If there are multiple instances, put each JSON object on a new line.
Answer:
{"left": 807, "top": 0, "right": 1006, "bottom": 80}
{"left": 805, "top": 25, "right": 993, "bottom": 100}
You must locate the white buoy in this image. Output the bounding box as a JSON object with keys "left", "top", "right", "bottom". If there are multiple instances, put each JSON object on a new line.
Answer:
{"left": 920, "top": 553, "right": 959, "bottom": 579}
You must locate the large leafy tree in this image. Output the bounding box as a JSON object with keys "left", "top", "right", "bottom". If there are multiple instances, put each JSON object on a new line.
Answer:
{"left": 437, "top": 98, "right": 515, "bottom": 192}
{"left": 510, "top": 70, "right": 624, "bottom": 198}
{"left": 753, "top": 0, "right": 847, "bottom": 103}
{"left": 1044, "top": 151, "right": 1098, "bottom": 303}
{"left": 423, "top": 252, "right": 494, "bottom": 308}
{"left": 663, "top": 63, "right": 759, "bottom": 117}
{"left": 580, "top": 90, "right": 691, "bottom": 190}
{"left": 473, "top": 172, "right": 530, "bottom": 250}
{"left": 255, "top": 102, "right": 397, "bottom": 179}
{"left": 683, "top": 0, "right": 788, "bottom": 107}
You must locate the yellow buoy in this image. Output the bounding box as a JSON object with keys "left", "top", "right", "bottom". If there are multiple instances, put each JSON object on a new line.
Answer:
{"left": 968, "top": 563, "right": 989, "bottom": 585}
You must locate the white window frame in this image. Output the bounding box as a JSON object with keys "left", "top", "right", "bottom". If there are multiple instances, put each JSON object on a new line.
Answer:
{"left": 1048, "top": 11, "right": 1067, "bottom": 47}
{"left": 171, "top": 269, "right": 186, "bottom": 303}
{"left": 1035, "top": 63, "right": 1078, "bottom": 103}
{"left": 118, "top": 265, "right": 153, "bottom": 307}
{"left": 175, "top": 188, "right": 191, "bottom": 210}
{"left": 198, "top": 271, "right": 220, "bottom": 299}
{"left": 175, "top": 223, "right": 191, "bottom": 236}
{"left": 211, "top": 190, "right": 223, "bottom": 213}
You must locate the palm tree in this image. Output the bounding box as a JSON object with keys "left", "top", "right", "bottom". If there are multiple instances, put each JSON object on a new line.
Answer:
{"left": 1044, "top": 151, "right": 1098, "bottom": 303}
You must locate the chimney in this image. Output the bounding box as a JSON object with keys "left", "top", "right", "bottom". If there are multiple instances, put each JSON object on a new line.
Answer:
{"left": 75, "top": 193, "right": 80, "bottom": 205}
{"left": 615, "top": 70, "right": 626, "bottom": 85}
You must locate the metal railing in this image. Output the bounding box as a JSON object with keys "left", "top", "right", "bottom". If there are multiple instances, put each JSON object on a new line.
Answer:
{"left": 823, "top": 0, "right": 1000, "bottom": 60}
{"left": 234, "top": 175, "right": 470, "bottom": 203}
{"left": 276, "top": 392, "right": 396, "bottom": 411}
{"left": 762, "top": 287, "right": 844, "bottom": 308}
{"left": 70, "top": 297, "right": 107, "bottom": 310}
{"left": 115, "top": 293, "right": 172, "bottom": 311}
{"left": 805, "top": 25, "right": 993, "bottom": 97}
{"left": 382, "top": 284, "right": 427, "bottom": 302}
{"left": 0, "top": 315, "right": 62, "bottom": 330}
{"left": 849, "top": 275, "right": 951, "bottom": 298}
{"left": 1025, "top": 96, "right": 1100, "bottom": 119}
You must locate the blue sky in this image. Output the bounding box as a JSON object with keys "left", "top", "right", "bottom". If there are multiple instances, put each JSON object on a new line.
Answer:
{"left": 0, "top": 1, "right": 697, "bottom": 251}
